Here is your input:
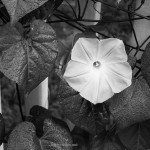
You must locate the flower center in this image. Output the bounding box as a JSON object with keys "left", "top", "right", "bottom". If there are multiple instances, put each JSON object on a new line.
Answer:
{"left": 93, "top": 61, "right": 101, "bottom": 68}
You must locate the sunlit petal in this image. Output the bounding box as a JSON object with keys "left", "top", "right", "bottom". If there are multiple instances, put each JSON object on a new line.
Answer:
{"left": 64, "top": 60, "right": 92, "bottom": 91}
{"left": 80, "top": 68, "right": 100, "bottom": 104}
{"left": 72, "top": 38, "right": 99, "bottom": 62}
{"left": 104, "top": 62, "right": 132, "bottom": 93}
{"left": 97, "top": 72, "right": 114, "bottom": 103}
{"left": 98, "top": 38, "right": 127, "bottom": 63}
{"left": 80, "top": 68, "right": 114, "bottom": 104}
{"left": 71, "top": 39, "right": 92, "bottom": 64}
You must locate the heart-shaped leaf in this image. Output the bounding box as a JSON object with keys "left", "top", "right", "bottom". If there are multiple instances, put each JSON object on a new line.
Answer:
{"left": 141, "top": 42, "right": 150, "bottom": 86}
{"left": 118, "top": 119, "right": 150, "bottom": 150}
{"left": 106, "top": 78, "right": 150, "bottom": 131}
{"left": 0, "top": 20, "right": 58, "bottom": 94}
{"left": 7, "top": 119, "right": 73, "bottom": 150}
{"left": 1, "top": 0, "right": 48, "bottom": 24}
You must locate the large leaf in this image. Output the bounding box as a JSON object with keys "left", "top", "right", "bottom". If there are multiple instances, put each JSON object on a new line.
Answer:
{"left": 118, "top": 119, "right": 150, "bottom": 150}
{"left": 106, "top": 78, "right": 150, "bottom": 131}
{"left": 141, "top": 42, "right": 150, "bottom": 86}
{"left": 0, "top": 20, "right": 58, "bottom": 94}
{"left": 1, "top": 0, "right": 48, "bottom": 24}
{"left": 7, "top": 119, "right": 73, "bottom": 150}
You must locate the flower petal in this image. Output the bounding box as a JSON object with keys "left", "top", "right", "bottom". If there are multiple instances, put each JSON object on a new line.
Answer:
{"left": 104, "top": 62, "right": 132, "bottom": 93}
{"left": 80, "top": 68, "right": 114, "bottom": 104}
{"left": 63, "top": 60, "right": 92, "bottom": 91}
{"left": 80, "top": 68, "right": 100, "bottom": 104}
{"left": 98, "top": 38, "right": 127, "bottom": 64}
{"left": 72, "top": 38, "right": 100, "bottom": 63}
{"left": 97, "top": 72, "right": 114, "bottom": 103}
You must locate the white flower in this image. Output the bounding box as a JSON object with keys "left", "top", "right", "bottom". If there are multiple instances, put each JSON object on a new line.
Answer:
{"left": 63, "top": 38, "right": 132, "bottom": 104}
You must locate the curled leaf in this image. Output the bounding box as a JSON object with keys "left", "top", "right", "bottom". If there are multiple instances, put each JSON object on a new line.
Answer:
{"left": 0, "top": 20, "right": 58, "bottom": 94}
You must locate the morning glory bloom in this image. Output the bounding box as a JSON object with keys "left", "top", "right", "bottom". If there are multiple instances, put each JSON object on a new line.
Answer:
{"left": 63, "top": 38, "right": 132, "bottom": 104}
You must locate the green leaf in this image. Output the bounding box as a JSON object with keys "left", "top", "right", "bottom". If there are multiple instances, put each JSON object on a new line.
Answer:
{"left": 1, "top": 0, "right": 48, "bottom": 24}
{"left": 141, "top": 42, "right": 150, "bottom": 86}
{"left": 118, "top": 119, "right": 150, "bottom": 150}
{"left": 106, "top": 78, "right": 150, "bottom": 131}
{"left": 7, "top": 119, "right": 73, "bottom": 150}
{"left": 0, "top": 20, "right": 58, "bottom": 94}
